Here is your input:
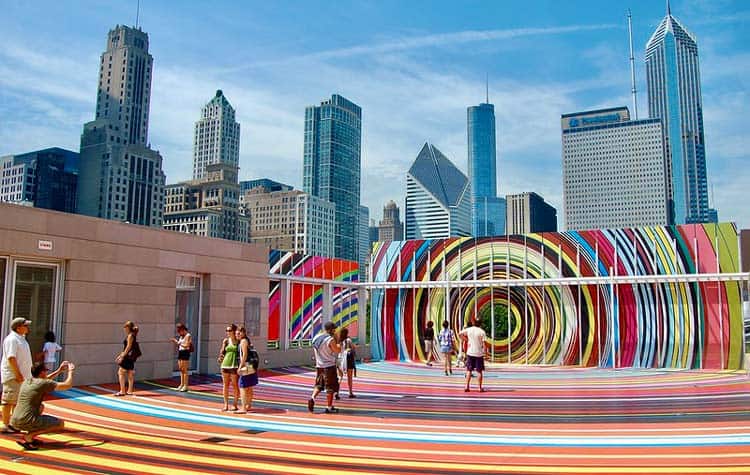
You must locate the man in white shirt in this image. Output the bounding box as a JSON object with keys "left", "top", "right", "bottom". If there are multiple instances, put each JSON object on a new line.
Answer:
{"left": 1, "top": 318, "right": 34, "bottom": 432}
{"left": 458, "top": 319, "right": 487, "bottom": 392}
{"left": 308, "top": 321, "right": 341, "bottom": 414}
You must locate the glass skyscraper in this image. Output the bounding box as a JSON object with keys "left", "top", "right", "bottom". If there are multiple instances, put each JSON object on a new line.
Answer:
{"left": 645, "top": 4, "right": 714, "bottom": 224}
{"left": 303, "top": 94, "right": 362, "bottom": 262}
{"left": 467, "top": 102, "right": 505, "bottom": 236}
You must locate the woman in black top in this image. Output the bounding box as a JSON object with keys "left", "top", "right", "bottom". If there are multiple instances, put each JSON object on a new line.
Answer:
{"left": 424, "top": 321, "right": 435, "bottom": 366}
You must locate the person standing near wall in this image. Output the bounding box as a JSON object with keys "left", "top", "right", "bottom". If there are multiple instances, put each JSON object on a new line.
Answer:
{"left": 424, "top": 321, "right": 435, "bottom": 366}
{"left": 41, "top": 331, "right": 62, "bottom": 372}
{"left": 170, "top": 323, "right": 192, "bottom": 392}
{"left": 459, "top": 319, "right": 487, "bottom": 392}
{"left": 1, "top": 318, "right": 33, "bottom": 433}
{"left": 115, "top": 321, "right": 139, "bottom": 396}
{"left": 235, "top": 326, "right": 259, "bottom": 414}
{"left": 438, "top": 320, "right": 455, "bottom": 376}
{"left": 308, "top": 321, "right": 341, "bottom": 414}
{"left": 217, "top": 324, "right": 240, "bottom": 412}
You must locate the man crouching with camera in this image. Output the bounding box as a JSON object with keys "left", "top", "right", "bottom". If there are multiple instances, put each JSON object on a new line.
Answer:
{"left": 11, "top": 360, "right": 75, "bottom": 450}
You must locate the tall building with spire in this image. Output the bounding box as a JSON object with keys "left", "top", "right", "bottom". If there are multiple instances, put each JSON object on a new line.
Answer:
{"left": 467, "top": 87, "right": 505, "bottom": 237}
{"left": 163, "top": 91, "right": 248, "bottom": 242}
{"left": 645, "top": 2, "right": 715, "bottom": 224}
{"left": 192, "top": 90, "right": 240, "bottom": 180}
{"left": 303, "top": 94, "right": 362, "bottom": 262}
{"left": 76, "top": 25, "right": 165, "bottom": 226}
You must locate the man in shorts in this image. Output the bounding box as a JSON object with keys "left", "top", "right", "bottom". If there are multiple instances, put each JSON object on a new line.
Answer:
{"left": 308, "top": 321, "right": 341, "bottom": 414}
{"left": 459, "top": 319, "right": 487, "bottom": 392}
{"left": 1, "top": 318, "right": 33, "bottom": 433}
{"left": 11, "top": 360, "right": 75, "bottom": 450}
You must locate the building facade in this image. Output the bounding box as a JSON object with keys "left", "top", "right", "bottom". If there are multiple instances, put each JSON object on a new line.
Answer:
{"left": 378, "top": 200, "right": 404, "bottom": 242}
{"left": 303, "top": 94, "right": 362, "bottom": 262}
{"left": 358, "top": 205, "right": 370, "bottom": 280}
{"left": 163, "top": 92, "right": 248, "bottom": 242}
{"left": 192, "top": 90, "right": 240, "bottom": 180}
{"left": 1, "top": 148, "right": 78, "bottom": 213}
{"left": 163, "top": 163, "right": 248, "bottom": 241}
{"left": 505, "top": 192, "right": 557, "bottom": 234}
{"left": 240, "top": 185, "right": 335, "bottom": 256}
{"left": 561, "top": 107, "right": 668, "bottom": 231}
{"left": 406, "top": 143, "right": 471, "bottom": 240}
{"left": 76, "top": 25, "right": 166, "bottom": 227}
{"left": 646, "top": 5, "right": 714, "bottom": 224}
{"left": 468, "top": 102, "right": 505, "bottom": 236}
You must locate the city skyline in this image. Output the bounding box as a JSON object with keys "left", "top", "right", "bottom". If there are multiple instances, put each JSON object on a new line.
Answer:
{"left": 2, "top": 1, "right": 748, "bottom": 229}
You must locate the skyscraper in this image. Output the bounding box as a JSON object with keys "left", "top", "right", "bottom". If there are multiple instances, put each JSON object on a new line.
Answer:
{"left": 192, "top": 90, "right": 240, "bottom": 180}
{"left": 378, "top": 200, "right": 404, "bottom": 242}
{"left": 406, "top": 143, "right": 471, "bottom": 239}
{"left": 468, "top": 101, "right": 505, "bottom": 236}
{"left": 163, "top": 91, "right": 247, "bottom": 242}
{"left": 505, "top": 192, "right": 557, "bottom": 234}
{"left": 303, "top": 94, "right": 362, "bottom": 262}
{"left": 645, "top": 3, "right": 714, "bottom": 224}
{"left": 76, "top": 25, "right": 165, "bottom": 226}
{"left": 561, "top": 107, "right": 668, "bottom": 231}
{"left": 0, "top": 148, "right": 78, "bottom": 213}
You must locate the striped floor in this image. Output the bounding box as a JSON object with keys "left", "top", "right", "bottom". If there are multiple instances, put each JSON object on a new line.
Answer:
{"left": 1, "top": 362, "right": 748, "bottom": 474}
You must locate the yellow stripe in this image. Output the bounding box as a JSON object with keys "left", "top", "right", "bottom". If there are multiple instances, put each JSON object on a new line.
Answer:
{"left": 0, "top": 460, "right": 72, "bottom": 475}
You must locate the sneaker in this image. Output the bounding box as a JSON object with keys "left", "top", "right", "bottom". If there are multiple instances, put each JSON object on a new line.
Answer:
{"left": 324, "top": 407, "right": 339, "bottom": 414}
{"left": 445, "top": 371, "right": 448, "bottom": 376}
{"left": 334, "top": 393, "right": 340, "bottom": 400}
{"left": 1, "top": 425, "right": 20, "bottom": 434}
{"left": 179, "top": 387, "right": 188, "bottom": 392}
{"left": 307, "top": 398, "right": 315, "bottom": 413}
{"left": 348, "top": 393, "right": 356, "bottom": 398}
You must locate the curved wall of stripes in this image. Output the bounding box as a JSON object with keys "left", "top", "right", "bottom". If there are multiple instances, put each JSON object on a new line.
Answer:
{"left": 268, "top": 250, "right": 359, "bottom": 347}
{"left": 369, "top": 223, "right": 744, "bottom": 369}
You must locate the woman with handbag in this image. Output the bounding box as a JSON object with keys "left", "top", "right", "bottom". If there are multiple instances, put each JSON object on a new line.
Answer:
{"left": 115, "top": 321, "right": 139, "bottom": 396}
{"left": 235, "top": 326, "right": 258, "bottom": 413}
{"left": 438, "top": 320, "right": 455, "bottom": 376}
{"left": 217, "top": 324, "right": 240, "bottom": 412}
{"left": 170, "top": 323, "right": 192, "bottom": 392}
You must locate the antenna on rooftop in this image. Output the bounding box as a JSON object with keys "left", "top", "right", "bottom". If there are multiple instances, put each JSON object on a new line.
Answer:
{"left": 485, "top": 73, "right": 489, "bottom": 104}
{"left": 627, "top": 9, "right": 639, "bottom": 120}
{"left": 136, "top": 0, "right": 141, "bottom": 28}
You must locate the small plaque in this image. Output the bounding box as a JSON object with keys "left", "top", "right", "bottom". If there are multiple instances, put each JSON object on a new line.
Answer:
{"left": 38, "top": 240, "right": 53, "bottom": 251}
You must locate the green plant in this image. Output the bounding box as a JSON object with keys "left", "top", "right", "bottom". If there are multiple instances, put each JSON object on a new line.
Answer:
{"left": 477, "top": 304, "right": 513, "bottom": 340}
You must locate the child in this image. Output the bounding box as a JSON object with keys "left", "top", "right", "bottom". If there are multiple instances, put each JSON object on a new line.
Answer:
{"left": 42, "top": 331, "right": 62, "bottom": 372}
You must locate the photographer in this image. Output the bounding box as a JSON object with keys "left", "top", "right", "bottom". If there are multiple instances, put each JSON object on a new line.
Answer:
{"left": 11, "top": 360, "right": 76, "bottom": 450}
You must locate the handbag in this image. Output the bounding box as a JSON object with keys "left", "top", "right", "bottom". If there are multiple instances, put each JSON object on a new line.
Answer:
{"left": 238, "top": 364, "right": 256, "bottom": 376}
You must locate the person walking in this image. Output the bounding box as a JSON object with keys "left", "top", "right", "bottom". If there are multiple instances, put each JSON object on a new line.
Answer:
{"left": 335, "top": 327, "right": 357, "bottom": 399}
{"left": 459, "top": 319, "right": 487, "bottom": 392}
{"left": 235, "top": 326, "right": 259, "bottom": 413}
{"left": 438, "top": 320, "right": 455, "bottom": 376}
{"left": 170, "top": 323, "right": 193, "bottom": 392}
{"left": 424, "top": 321, "right": 435, "bottom": 366}
{"left": 308, "top": 321, "right": 341, "bottom": 414}
{"left": 11, "top": 361, "right": 75, "bottom": 450}
{"left": 217, "top": 324, "right": 240, "bottom": 412}
{"left": 115, "top": 321, "right": 140, "bottom": 396}
{"left": 41, "top": 331, "right": 62, "bottom": 372}
{"left": 1, "top": 318, "right": 33, "bottom": 433}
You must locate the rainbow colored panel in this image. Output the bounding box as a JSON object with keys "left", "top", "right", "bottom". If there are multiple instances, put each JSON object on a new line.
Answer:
{"left": 269, "top": 250, "right": 359, "bottom": 344}
{"left": 370, "top": 223, "right": 744, "bottom": 369}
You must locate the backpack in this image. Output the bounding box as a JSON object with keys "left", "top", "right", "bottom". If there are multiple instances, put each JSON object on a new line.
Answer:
{"left": 128, "top": 341, "right": 142, "bottom": 361}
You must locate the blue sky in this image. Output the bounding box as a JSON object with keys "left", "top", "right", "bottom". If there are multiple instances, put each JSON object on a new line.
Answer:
{"left": 1, "top": 0, "right": 748, "bottom": 229}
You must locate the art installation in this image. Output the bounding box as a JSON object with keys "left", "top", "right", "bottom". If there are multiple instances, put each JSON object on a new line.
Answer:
{"left": 268, "top": 250, "right": 359, "bottom": 347}
{"left": 370, "top": 223, "right": 744, "bottom": 369}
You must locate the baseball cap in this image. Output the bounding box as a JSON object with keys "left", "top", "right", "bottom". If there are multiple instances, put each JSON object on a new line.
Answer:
{"left": 11, "top": 318, "right": 31, "bottom": 331}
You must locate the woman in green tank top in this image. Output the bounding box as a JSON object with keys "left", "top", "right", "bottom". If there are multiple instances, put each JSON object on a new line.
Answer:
{"left": 217, "top": 323, "right": 240, "bottom": 411}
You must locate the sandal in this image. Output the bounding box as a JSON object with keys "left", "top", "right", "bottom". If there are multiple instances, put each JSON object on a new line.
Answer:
{"left": 234, "top": 410, "right": 247, "bottom": 414}
{"left": 16, "top": 440, "right": 38, "bottom": 451}
{"left": 1, "top": 426, "right": 20, "bottom": 434}
{"left": 113, "top": 393, "right": 126, "bottom": 397}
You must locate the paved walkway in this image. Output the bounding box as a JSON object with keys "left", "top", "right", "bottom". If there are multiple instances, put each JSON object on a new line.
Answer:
{"left": 1, "top": 362, "right": 748, "bottom": 474}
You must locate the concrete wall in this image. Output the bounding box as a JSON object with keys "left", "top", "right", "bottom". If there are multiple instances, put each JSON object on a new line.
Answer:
{"left": 0, "top": 203, "right": 269, "bottom": 385}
